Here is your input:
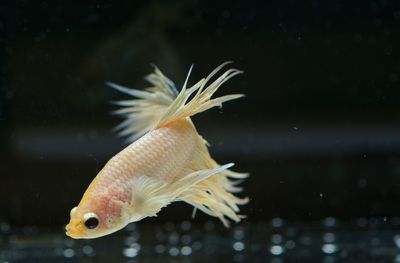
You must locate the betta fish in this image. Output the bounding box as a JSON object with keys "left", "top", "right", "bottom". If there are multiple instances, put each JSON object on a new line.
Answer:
{"left": 66, "top": 62, "right": 248, "bottom": 239}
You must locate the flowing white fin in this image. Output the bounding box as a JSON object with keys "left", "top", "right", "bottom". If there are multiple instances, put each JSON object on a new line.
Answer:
{"left": 109, "top": 62, "right": 243, "bottom": 142}
{"left": 129, "top": 164, "right": 235, "bottom": 220}
{"left": 177, "top": 136, "right": 249, "bottom": 227}
{"left": 157, "top": 61, "right": 244, "bottom": 127}
{"left": 107, "top": 65, "right": 178, "bottom": 142}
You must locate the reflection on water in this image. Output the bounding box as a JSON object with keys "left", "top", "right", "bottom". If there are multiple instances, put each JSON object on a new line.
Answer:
{"left": 1, "top": 218, "right": 400, "bottom": 262}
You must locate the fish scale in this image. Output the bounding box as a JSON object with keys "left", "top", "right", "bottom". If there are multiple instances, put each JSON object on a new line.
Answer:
{"left": 93, "top": 119, "right": 197, "bottom": 203}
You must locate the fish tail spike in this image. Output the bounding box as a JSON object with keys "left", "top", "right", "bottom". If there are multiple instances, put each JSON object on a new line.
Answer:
{"left": 156, "top": 61, "right": 244, "bottom": 127}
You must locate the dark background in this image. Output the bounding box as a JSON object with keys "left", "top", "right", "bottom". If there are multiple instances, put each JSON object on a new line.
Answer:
{"left": 1, "top": 0, "right": 400, "bottom": 227}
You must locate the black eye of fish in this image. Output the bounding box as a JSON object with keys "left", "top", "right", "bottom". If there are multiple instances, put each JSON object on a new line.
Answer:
{"left": 84, "top": 215, "right": 99, "bottom": 229}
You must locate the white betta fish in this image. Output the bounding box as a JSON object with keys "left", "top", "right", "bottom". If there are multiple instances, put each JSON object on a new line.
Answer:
{"left": 66, "top": 62, "right": 249, "bottom": 239}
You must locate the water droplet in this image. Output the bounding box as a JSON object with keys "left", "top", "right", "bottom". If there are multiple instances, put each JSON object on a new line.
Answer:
{"left": 233, "top": 241, "right": 245, "bottom": 251}
{"left": 285, "top": 240, "right": 296, "bottom": 249}
{"left": 180, "top": 221, "right": 191, "bottom": 231}
{"left": 271, "top": 234, "right": 283, "bottom": 244}
{"left": 192, "top": 241, "right": 203, "bottom": 250}
{"left": 129, "top": 242, "right": 141, "bottom": 251}
{"left": 181, "top": 246, "right": 192, "bottom": 256}
{"left": 123, "top": 247, "right": 138, "bottom": 258}
{"left": 169, "top": 247, "right": 179, "bottom": 256}
{"left": 82, "top": 245, "right": 95, "bottom": 256}
{"left": 270, "top": 245, "right": 284, "bottom": 255}
{"left": 181, "top": 234, "right": 192, "bottom": 244}
{"left": 168, "top": 232, "right": 179, "bottom": 245}
{"left": 322, "top": 244, "right": 338, "bottom": 254}
{"left": 323, "top": 233, "right": 336, "bottom": 243}
{"left": 155, "top": 244, "right": 166, "bottom": 254}
{"left": 63, "top": 248, "right": 75, "bottom": 258}
{"left": 233, "top": 227, "right": 245, "bottom": 240}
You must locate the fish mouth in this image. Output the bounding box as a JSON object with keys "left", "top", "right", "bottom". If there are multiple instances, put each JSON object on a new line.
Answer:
{"left": 65, "top": 223, "right": 82, "bottom": 239}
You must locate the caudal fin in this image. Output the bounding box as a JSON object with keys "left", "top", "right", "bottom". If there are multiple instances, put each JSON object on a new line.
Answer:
{"left": 178, "top": 136, "right": 249, "bottom": 227}
{"left": 109, "top": 62, "right": 243, "bottom": 142}
{"left": 157, "top": 61, "right": 244, "bottom": 127}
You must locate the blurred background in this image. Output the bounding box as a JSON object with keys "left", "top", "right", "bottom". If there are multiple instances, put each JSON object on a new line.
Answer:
{"left": 1, "top": 0, "right": 400, "bottom": 246}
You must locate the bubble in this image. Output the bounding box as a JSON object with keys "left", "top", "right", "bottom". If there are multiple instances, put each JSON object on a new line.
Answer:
{"left": 168, "top": 232, "right": 179, "bottom": 245}
{"left": 322, "top": 244, "right": 338, "bottom": 254}
{"left": 181, "top": 234, "right": 192, "bottom": 244}
{"left": 233, "top": 241, "right": 245, "bottom": 251}
{"left": 180, "top": 221, "right": 191, "bottom": 231}
{"left": 169, "top": 247, "right": 179, "bottom": 256}
{"left": 270, "top": 245, "right": 284, "bottom": 256}
{"left": 129, "top": 242, "right": 141, "bottom": 251}
{"left": 123, "top": 247, "right": 138, "bottom": 258}
{"left": 82, "top": 245, "right": 95, "bottom": 256}
{"left": 181, "top": 246, "right": 192, "bottom": 256}
{"left": 271, "top": 234, "right": 283, "bottom": 244}
{"left": 233, "top": 227, "right": 245, "bottom": 240}
{"left": 285, "top": 240, "right": 296, "bottom": 249}
{"left": 323, "top": 233, "right": 336, "bottom": 243}
{"left": 192, "top": 241, "right": 203, "bottom": 250}
{"left": 155, "top": 244, "right": 166, "bottom": 254}
{"left": 63, "top": 248, "right": 75, "bottom": 258}
{"left": 125, "top": 236, "right": 138, "bottom": 246}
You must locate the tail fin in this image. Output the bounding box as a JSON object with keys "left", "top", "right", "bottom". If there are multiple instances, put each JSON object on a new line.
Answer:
{"left": 109, "top": 62, "right": 243, "bottom": 142}
{"left": 157, "top": 61, "right": 244, "bottom": 127}
{"left": 178, "top": 136, "right": 249, "bottom": 227}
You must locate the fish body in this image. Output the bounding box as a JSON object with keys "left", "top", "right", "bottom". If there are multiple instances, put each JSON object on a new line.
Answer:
{"left": 66, "top": 62, "right": 248, "bottom": 239}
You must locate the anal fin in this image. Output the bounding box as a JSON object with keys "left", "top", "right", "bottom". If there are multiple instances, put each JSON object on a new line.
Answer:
{"left": 176, "top": 135, "right": 249, "bottom": 227}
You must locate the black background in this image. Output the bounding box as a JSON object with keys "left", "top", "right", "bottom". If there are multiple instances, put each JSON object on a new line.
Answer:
{"left": 1, "top": 0, "right": 400, "bottom": 227}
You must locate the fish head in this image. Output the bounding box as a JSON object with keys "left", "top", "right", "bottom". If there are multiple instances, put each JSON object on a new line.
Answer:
{"left": 65, "top": 194, "right": 130, "bottom": 239}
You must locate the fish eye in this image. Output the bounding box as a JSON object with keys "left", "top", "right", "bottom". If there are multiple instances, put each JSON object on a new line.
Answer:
{"left": 83, "top": 213, "right": 99, "bottom": 230}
